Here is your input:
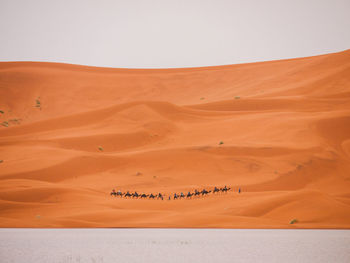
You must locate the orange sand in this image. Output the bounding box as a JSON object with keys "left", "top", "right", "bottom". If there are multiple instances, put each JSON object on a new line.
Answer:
{"left": 1, "top": 50, "right": 350, "bottom": 228}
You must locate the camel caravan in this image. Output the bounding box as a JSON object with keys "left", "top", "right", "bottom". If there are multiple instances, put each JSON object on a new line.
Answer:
{"left": 110, "top": 186, "right": 234, "bottom": 200}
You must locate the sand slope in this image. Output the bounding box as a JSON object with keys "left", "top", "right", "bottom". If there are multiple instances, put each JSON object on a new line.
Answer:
{"left": 1, "top": 50, "right": 350, "bottom": 228}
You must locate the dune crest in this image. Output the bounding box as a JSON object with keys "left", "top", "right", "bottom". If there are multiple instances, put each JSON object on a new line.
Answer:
{"left": 1, "top": 50, "right": 350, "bottom": 228}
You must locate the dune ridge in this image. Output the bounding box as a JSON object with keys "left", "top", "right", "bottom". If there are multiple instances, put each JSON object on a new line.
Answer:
{"left": 1, "top": 50, "right": 350, "bottom": 228}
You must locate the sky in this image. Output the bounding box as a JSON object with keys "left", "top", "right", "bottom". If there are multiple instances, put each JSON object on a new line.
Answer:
{"left": 0, "top": 0, "right": 349, "bottom": 68}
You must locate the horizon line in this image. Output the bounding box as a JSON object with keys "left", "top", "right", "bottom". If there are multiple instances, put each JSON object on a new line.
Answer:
{"left": 1, "top": 49, "right": 349, "bottom": 72}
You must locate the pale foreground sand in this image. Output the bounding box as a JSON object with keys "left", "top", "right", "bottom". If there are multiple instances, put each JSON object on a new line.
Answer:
{"left": 0, "top": 229, "right": 349, "bottom": 263}
{"left": 0, "top": 50, "right": 350, "bottom": 228}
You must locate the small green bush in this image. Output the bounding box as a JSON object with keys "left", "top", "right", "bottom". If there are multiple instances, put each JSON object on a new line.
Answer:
{"left": 0, "top": 110, "right": 4, "bottom": 114}
{"left": 9, "top": 119, "right": 20, "bottom": 124}
{"left": 219, "top": 141, "right": 224, "bottom": 145}
{"left": 35, "top": 98, "right": 41, "bottom": 108}
{"left": 98, "top": 146, "right": 104, "bottom": 151}
{"left": 290, "top": 219, "right": 298, "bottom": 224}
{"left": 1, "top": 121, "right": 9, "bottom": 127}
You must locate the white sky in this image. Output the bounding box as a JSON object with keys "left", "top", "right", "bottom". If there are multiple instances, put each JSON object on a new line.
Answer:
{"left": 0, "top": 0, "right": 349, "bottom": 68}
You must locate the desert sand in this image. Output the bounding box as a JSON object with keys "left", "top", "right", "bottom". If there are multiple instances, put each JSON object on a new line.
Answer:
{"left": 0, "top": 50, "right": 350, "bottom": 228}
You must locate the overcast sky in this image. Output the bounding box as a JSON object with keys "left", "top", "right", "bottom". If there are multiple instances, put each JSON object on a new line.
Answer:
{"left": 0, "top": 0, "right": 349, "bottom": 68}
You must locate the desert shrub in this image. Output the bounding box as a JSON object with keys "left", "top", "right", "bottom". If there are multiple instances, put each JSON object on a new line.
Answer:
{"left": 9, "top": 119, "right": 21, "bottom": 124}
{"left": 0, "top": 160, "right": 3, "bottom": 163}
{"left": 98, "top": 146, "right": 104, "bottom": 151}
{"left": 0, "top": 110, "right": 4, "bottom": 114}
{"left": 35, "top": 97, "right": 41, "bottom": 108}
{"left": 219, "top": 141, "right": 224, "bottom": 145}
{"left": 290, "top": 219, "right": 298, "bottom": 224}
{"left": 1, "top": 121, "right": 9, "bottom": 127}
{"left": 235, "top": 96, "right": 240, "bottom": 99}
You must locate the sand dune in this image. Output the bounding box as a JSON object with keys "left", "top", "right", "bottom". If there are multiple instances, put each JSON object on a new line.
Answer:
{"left": 1, "top": 50, "right": 350, "bottom": 228}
